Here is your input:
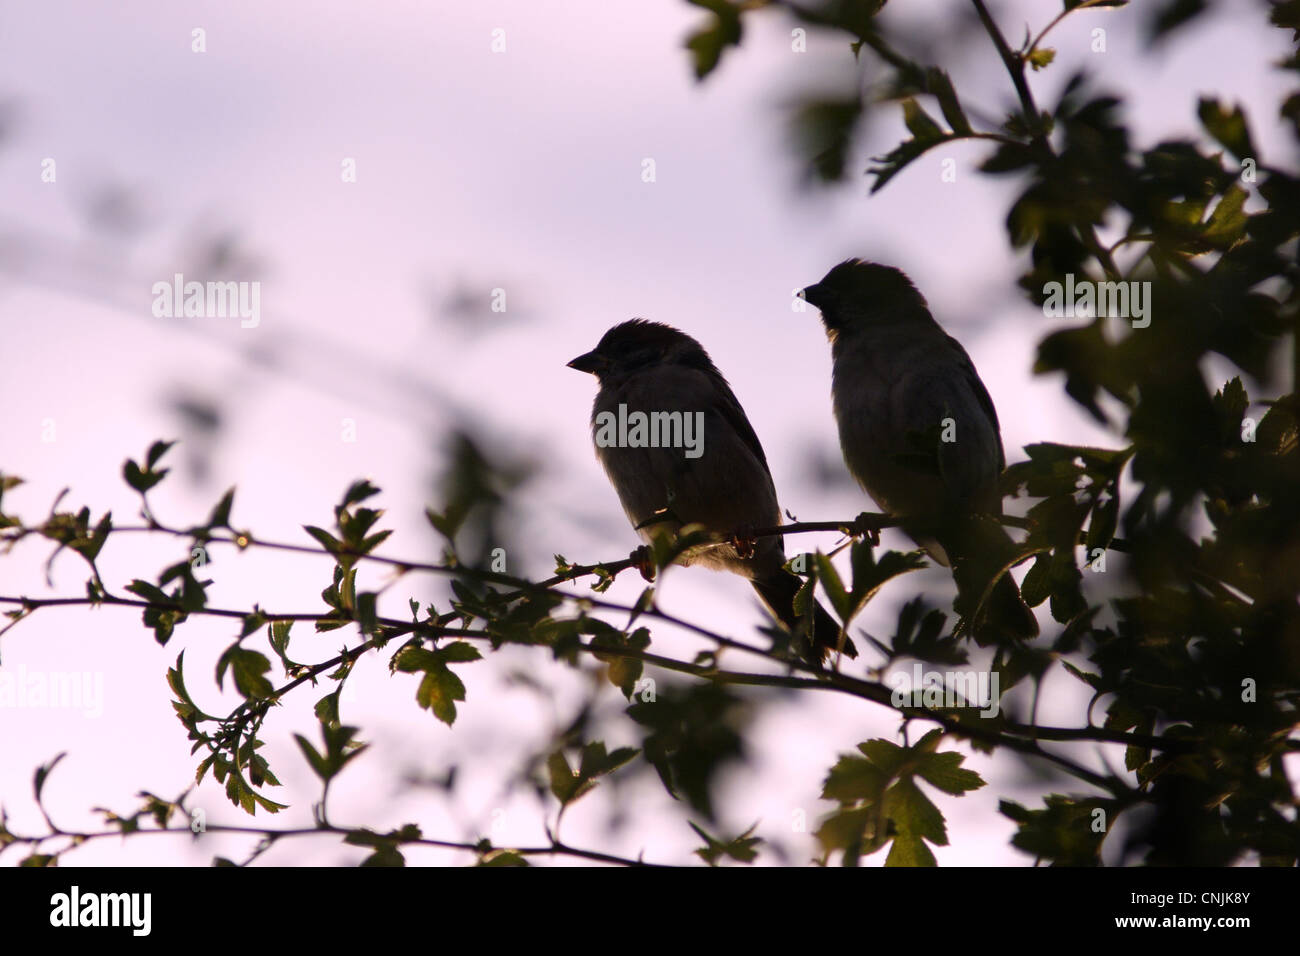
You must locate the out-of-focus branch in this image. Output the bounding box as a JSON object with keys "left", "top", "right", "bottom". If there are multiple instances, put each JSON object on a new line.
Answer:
{"left": 0, "top": 818, "right": 664, "bottom": 868}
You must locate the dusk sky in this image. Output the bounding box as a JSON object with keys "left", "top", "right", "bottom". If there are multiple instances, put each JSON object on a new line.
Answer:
{"left": 1, "top": 1, "right": 1295, "bottom": 866}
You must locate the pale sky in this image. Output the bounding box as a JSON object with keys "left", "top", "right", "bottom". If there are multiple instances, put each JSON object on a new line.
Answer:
{"left": 0, "top": 1, "right": 1294, "bottom": 866}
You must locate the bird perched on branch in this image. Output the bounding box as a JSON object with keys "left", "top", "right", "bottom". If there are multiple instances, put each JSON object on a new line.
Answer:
{"left": 568, "top": 319, "right": 855, "bottom": 664}
{"left": 799, "top": 260, "right": 1038, "bottom": 641}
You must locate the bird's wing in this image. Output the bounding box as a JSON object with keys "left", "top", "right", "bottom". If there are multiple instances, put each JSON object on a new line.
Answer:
{"left": 896, "top": 352, "right": 1005, "bottom": 512}
{"left": 709, "top": 375, "right": 774, "bottom": 481}
{"left": 593, "top": 364, "right": 782, "bottom": 563}
{"left": 945, "top": 333, "right": 1005, "bottom": 473}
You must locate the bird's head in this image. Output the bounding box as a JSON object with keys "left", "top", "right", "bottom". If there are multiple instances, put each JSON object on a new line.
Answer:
{"left": 799, "top": 259, "right": 929, "bottom": 334}
{"left": 567, "top": 319, "right": 717, "bottom": 383}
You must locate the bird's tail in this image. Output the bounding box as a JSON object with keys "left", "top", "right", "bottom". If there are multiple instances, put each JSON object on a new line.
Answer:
{"left": 752, "top": 571, "right": 858, "bottom": 665}
{"left": 983, "top": 571, "right": 1039, "bottom": 641}
{"left": 941, "top": 513, "right": 1039, "bottom": 643}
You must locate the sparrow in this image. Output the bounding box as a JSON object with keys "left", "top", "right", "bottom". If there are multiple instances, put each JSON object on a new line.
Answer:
{"left": 799, "top": 260, "right": 1038, "bottom": 640}
{"left": 568, "top": 319, "right": 856, "bottom": 664}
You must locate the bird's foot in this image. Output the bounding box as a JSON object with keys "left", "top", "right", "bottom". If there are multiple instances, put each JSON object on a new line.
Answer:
{"left": 729, "top": 525, "right": 758, "bottom": 560}
{"left": 852, "top": 512, "right": 883, "bottom": 547}
{"left": 630, "top": 545, "right": 657, "bottom": 583}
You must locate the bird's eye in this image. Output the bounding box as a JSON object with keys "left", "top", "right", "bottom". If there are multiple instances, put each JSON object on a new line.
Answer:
{"left": 795, "top": 289, "right": 807, "bottom": 300}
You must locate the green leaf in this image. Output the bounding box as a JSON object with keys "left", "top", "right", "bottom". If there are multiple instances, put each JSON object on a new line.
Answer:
{"left": 392, "top": 646, "right": 439, "bottom": 672}
{"left": 999, "top": 796, "right": 1109, "bottom": 865}
{"left": 548, "top": 741, "right": 640, "bottom": 806}
{"left": 1272, "top": 0, "right": 1300, "bottom": 38}
{"left": 1214, "top": 376, "right": 1249, "bottom": 426}
{"left": 195, "top": 755, "right": 216, "bottom": 785}
{"left": 577, "top": 740, "right": 639, "bottom": 780}
{"left": 126, "top": 579, "right": 171, "bottom": 605}
{"left": 684, "top": 0, "right": 742, "bottom": 81}
{"left": 626, "top": 682, "right": 742, "bottom": 818}
{"left": 167, "top": 652, "right": 201, "bottom": 716}
{"left": 901, "top": 97, "right": 944, "bottom": 141}
{"left": 66, "top": 510, "right": 112, "bottom": 563}
{"left": 269, "top": 620, "right": 294, "bottom": 665}
{"left": 342, "top": 828, "right": 389, "bottom": 848}
{"left": 128, "top": 579, "right": 189, "bottom": 645}
{"left": 547, "top": 751, "right": 584, "bottom": 804}
{"left": 0, "top": 473, "right": 22, "bottom": 521}
{"left": 146, "top": 440, "right": 176, "bottom": 469}
{"left": 296, "top": 724, "right": 366, "bottom": 782}
{"left": 360, "top": 845, "right": 405, "bottom": 867}
{"left": 207, "top": 488, "right": 235, "bottom": 529}
{"left": 925, "top": 67, "right": 972, "bottom": 135}
{"left": 33, "top": 752, "right": 67, "bottom": 803}
{"left": 238, "top": 610, "right": 268, "bottom": 639}
{"left": 477, "top": 849, "right": 529, "bottom": 867}
{"left": 122, "top": 459, "right": 166, "bottom": 493}
{"left": 216, "top": 646, "right": 274, "bottom": 699}
{"left": 815, "top": 806, "right": 878, "bottom": 860}
{"left": 1085, "top": 494, "right": 1120, "bottom": 553}
{"left": 340, "top": 479, "right": 381, "bottom": 508}
{"left": 820, "top": 732, "right": 979, "bottom": 865}
{"left": 1060, "top": 659, "right": 1103, "bottom": 690}
{"left": 159, "top": 560, "right": 211, "bottom": 613}
{"left": 856, "top": 737, "right": 912, "bottom": 776}
{"left": 1200, "top": 184, "right": 1249, "bottom": 247}
{"left": 145, "top": 606, "right": 183, "bottom": 645}
{"left": 315, "top": 689, "right": 341, "bottom": 727}
{"left": 885, "top": 597, "right": 963, "bottom": 665}
{"left": 418, "top": 664, "right": 466, "bottom": 725}
{"left": 690, "top": 822, "right": 762, "bottom": 866}
{"left": 438, "top": 641, "right": 483, "bottom": 664}
{"left": 303, "top": 525, "right": 342, "bottom": 555}
{"left": 628, "top": 586, "right": 655, "bottom": 628}
{"left": 355, "top": 592, "right": 378, "bottom": 635}
{"left": 1197, "top": 97, "right": 1256, "bottom": 161}
{"left": 883, "top": 778, "right": 946, "bottom": 863}
{"left": 822, "top": 755, "right": 888, "bottom": 805}
{"left": 121, "top": 441, "right": 177, "bottom": 493}
{"left": 884, "top": 831, "right": 937, "bottom": 866}
{"left": 424, "top": 506, "right": 459, "bottom": 541}
{"left": 787, "top": 97, "right": 863, "bottom": 182}
{"left": 848, "top": 543, "right": 927, "bottom": 621}
{"left": 813, "top": 552, "right": 850, "bottom": 622}
{"left": 592, "top": 627, "right": 651, "bottom": 698}
{"left": 913, "top": 750, "right": 985, "bottom": 795}
{"left": 357, "top": 530, "right": 392, "bottom": 556}
{"left": 1027, "top": 48, "right": 1056, "bottom": 71}
{"left": 232, "top": 650, "right": 274, "bottom": 700}
{"left": 869, "top": 128, "right": 953, "bottom": 193}
{"left": 1146, "top": 0, "right": 1206, "bottom": 43}
{"left": 294, "top": 734, "right": 328, "bottom": 780}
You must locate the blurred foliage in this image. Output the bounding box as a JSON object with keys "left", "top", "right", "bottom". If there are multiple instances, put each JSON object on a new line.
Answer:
{"left": 1, "top": 0, "right": 1299, "bottom": 868}
{"left": 689, "top": 0, "right": 1300, "bottom": 865}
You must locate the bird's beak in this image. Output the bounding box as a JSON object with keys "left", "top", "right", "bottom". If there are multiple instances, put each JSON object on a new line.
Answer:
{"left": 566, "top": 350, "right": 607, "bottom": 374}
{"left": 799, "top": 283, "right": 823, "bottom": 310}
